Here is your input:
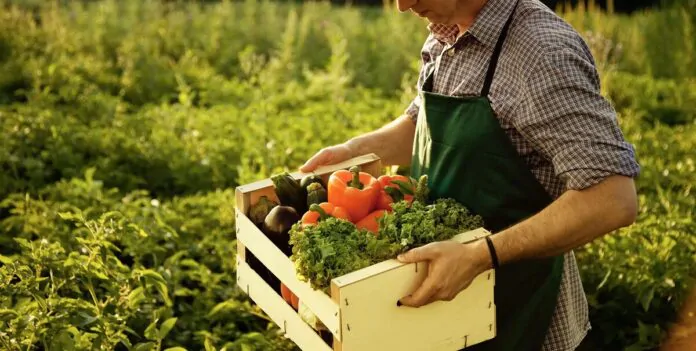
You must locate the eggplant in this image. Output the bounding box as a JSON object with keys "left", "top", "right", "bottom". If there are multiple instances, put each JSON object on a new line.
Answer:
{"left": 262, "top": 205, "right": 300, "bottom": 256}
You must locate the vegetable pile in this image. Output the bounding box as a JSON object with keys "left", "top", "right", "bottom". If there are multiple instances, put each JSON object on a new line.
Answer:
{"left": 251, "top": 166, "right": 484, "bottom": 302}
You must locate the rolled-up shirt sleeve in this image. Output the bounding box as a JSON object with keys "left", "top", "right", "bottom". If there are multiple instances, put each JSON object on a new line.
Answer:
{"left": 404, "top": 34, "right": 438, "bottom": 124}
{"left": 515, "top": 47, "right": 640, "bottom": 190}
{"left": 405, "top": 94, "right": 422, "bottom": 123}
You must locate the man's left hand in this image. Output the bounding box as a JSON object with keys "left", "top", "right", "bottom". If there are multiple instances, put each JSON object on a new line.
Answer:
{"left": 397, "top": 239, "right": 492, "bottom": 307}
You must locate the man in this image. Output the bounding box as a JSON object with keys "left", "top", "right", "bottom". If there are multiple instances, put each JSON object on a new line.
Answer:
{"left": 300, "top": 0, "right": 640, "bottom": 349}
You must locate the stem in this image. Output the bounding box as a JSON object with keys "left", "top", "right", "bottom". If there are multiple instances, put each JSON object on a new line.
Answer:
{"left": 384, "top": 186, "right": 404, "bottom": 202}
{"left": 86, "top": 277, "right": 100, "bottom": 311}
{"left": 0, "top": 334, "right": 14, "bottom": 351}
{"left": 415, "top": 175, "right": 429, "bottom": 203}
{"left": 348, "top": 166, "right": 363, "bottom": 189}
{"left": 25, "top": 330, "right": 34, "bottom": 351}
{"left": 249, "top": 310, "right": 274, "bottom": 323}
{"left": 309, "top": 204, "right": 329, "bottom": 221}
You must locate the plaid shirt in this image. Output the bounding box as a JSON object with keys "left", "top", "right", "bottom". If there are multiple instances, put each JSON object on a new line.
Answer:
{"left": 405, "top": 0, "right": 640, "bottom": 350}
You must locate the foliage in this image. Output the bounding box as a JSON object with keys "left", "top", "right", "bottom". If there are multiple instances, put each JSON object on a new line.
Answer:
{"left": 377, "top": 199, "right": 485, "bottom": 250}
{"left": 0, "top": 170, "right": 297, "bottom": 350}
{"left": 0, "top": 0, "right": 694, "bottom": 350}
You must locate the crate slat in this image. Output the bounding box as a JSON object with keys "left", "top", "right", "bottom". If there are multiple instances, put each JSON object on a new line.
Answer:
{"left": 331, "top": 227, "right": 496, "bottom": 350}
{"left": 235, "top": 208, "right": 342, "bottom": 340}
{"left": 236, "top": 259, "right": 333, "bottom": 351}
{"left": 236, "top": 153, "right": 381, "bottom": 196}
{"left": 337, "top": 265, "right": 495, "bottom": 350}
{"left": 332, "top": 228, "right": 492, "bottom": 288}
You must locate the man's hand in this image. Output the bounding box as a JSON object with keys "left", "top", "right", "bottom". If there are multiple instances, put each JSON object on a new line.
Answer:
{"left": 397, "top": 239, "right": 492, "bottom": 307}
{"left": 300, "top": 144, "right": 355, "bottom": 173}
{"left": 299, "top": 114, "right": 417, "bottom": 172}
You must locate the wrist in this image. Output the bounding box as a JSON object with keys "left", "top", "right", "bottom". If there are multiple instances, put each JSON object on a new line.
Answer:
{"left": 468, "top": 238, "right": 494, "bottom": 273}
{"left": 344, "top": 138, "right": 363, "bottom": 158}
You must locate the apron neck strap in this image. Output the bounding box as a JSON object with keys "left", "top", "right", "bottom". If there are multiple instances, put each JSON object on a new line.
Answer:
{"left": 481, "top": 0, "right": 520, "bottom": 97}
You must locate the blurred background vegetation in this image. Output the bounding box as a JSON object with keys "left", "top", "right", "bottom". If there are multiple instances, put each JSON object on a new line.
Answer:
{"left": 0, "top": 0, "right": 694, "bottom": 350}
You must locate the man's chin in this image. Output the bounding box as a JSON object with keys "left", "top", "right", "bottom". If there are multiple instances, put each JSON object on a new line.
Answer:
{"left": 420, "top": 13, "right": 450, "bottom": 25}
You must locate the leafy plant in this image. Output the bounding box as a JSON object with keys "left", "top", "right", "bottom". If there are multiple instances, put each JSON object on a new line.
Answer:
{"left": 0, "top": 0, "right": 694, "bottom": 349}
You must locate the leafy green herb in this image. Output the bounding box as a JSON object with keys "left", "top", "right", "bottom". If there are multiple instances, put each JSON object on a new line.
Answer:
{"left": 289, "top": 218, "right": 401, "bottom": 293}
{"left": 378, "top": 198, "right": 484, "bottom": 251}
{"left": 289, "top": 197, "right": 484, "bottom": 292}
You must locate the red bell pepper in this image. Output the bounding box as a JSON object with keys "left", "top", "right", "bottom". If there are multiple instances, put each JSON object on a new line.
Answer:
{"left": 355, "top": 209, "right": 387, "bottom": 234}
{"left": 327, "top": 166, "right": 380, "bottom": 222}
{"left": 376, "top": 175, "right": 415, "bottom": 211}
{"left": 301, "top": 202, "right": 352, "bottom": 226}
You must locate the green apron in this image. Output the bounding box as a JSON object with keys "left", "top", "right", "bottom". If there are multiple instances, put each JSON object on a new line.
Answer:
{"left": 410, "top": 3, "right": 564, "bottom": 350}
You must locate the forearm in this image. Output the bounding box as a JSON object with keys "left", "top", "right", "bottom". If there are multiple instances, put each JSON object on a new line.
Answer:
{"left": 346, "top": 114, "right": 416, "bottom": 166}
{"left": 490, "top": 175, "right": 638, "bottom": 264}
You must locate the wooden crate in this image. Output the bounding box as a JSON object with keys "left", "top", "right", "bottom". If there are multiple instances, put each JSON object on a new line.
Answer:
{"left": 235, "top": 153, "right": 496, "bottom": 351}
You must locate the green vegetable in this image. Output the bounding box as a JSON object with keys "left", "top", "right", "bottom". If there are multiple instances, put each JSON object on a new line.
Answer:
{"left": 306, "top": 182, "right": 328, "bottom": 206}
{"left": 271, "top": 172, "right": 307, "bottom": 213}
{"left": 300, "top": 174, "right": 326, "bottom": 191}
{"left": 249, "top": 196, "right": 278, "bottom": 227}
{"left": 378, "top": 198, "right": 484, "bottom": 250}
{"left": 289, "top": 218, "right": 401, "bottom": 293}
{"left": 414, "top": 174, "right": 430, "bottom": 203}
{"left": 299, "top": 301, "right": 327, "bottom": 331}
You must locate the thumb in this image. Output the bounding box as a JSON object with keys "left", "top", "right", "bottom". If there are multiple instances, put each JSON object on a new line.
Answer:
{"left": 397, "top": 245, "right": 434, "bottom": 263}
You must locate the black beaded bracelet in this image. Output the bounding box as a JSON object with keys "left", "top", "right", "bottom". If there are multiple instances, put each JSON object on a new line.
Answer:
{"left": 484, "top": 236, "right": 500, "bottom": 269}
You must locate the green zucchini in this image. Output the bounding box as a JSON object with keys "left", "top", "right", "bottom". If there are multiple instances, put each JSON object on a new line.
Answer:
{"left": 306, "top": 182, "right": 328, "bottom": 207}
{"left": 300, "top": 174, "right": 326, "bottom": 191}
{"left": 271, "top": 172, "right": 307, "bottom": 213}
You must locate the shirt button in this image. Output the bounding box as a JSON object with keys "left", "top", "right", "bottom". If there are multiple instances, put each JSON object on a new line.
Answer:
{"left": 447, "top": 49, "right": 455, "bottom": 56}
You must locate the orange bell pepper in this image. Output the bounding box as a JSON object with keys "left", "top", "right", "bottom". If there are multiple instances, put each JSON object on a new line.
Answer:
{"left": 328, "top": 166, "right": 380, "bottom": 223}
{"left": 355, "top": 209, "right": 387, "bottom": 234}
{"left": 301, "top": 202, "right": 352, "bottom": 226}
{"left": 376, "top": 175, "right": 415, "bottom": 211}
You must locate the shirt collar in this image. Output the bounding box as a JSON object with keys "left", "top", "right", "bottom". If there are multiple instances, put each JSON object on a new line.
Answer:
{"left": 427, "top": 0, "right": 518, "bottom": 48}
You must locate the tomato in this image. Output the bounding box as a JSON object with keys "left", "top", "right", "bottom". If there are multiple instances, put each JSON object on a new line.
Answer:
{"left": 290, "top": 292, "right": 299, "bottom": 310}
{"left": 280, "top": 282, "right": 299, "bottom": 310}
{"left": 280, "top": 283, "right": 292, "bottom": 303}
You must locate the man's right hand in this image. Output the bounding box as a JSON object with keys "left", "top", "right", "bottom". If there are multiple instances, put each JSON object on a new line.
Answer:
{"left": 299, "top": 143, "right": 356, "bottom": 173}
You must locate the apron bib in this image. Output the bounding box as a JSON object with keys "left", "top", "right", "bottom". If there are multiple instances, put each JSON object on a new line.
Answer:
{"left": 410, "top": 3, "right": 564, "bottom": 350}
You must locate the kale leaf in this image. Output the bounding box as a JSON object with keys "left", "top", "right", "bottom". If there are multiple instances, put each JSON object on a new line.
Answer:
{"left": 288, "top": 198, "right": 484, "bottom": 293}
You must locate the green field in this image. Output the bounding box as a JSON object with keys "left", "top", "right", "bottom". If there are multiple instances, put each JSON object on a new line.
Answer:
{"left": 1, "top": 0, "right": 695, "bottom": 350}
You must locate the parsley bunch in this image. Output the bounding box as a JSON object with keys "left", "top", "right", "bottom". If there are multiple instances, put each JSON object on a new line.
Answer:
{"left": 378, "top": 198, "right": 484, "bottom": 251}
{"left": 288, "top": 196, "right": 484, "bottom": 293}
{"left": 288, "top": 218, "right": 402, "bottom": 292}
